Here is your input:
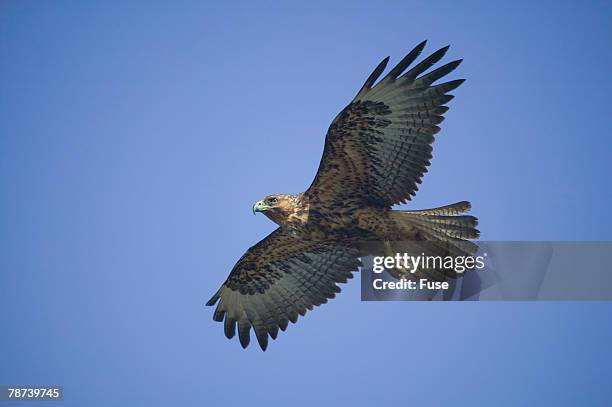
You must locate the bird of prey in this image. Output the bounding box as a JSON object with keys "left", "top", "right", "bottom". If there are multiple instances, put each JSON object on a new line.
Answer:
{"left": 206, "top": 41, "right": 479, "bottom": 350}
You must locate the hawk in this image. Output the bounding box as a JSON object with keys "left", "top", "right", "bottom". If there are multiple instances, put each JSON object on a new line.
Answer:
{"left": 206, "top": 41, "right": 479, "bottom": 350}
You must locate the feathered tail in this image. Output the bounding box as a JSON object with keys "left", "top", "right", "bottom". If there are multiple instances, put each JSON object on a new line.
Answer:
{"left": 394, "top": 201, "right": 479, "bottom": 242}
{"left": 382, "top": 201, "right": 480, "bottom": 280}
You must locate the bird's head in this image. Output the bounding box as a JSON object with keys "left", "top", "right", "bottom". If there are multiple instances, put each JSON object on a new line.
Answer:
{"left": 252, "top": 194, "right": 300, "bottom": 226}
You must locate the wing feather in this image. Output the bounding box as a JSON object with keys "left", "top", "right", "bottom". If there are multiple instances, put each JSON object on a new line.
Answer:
{"left": 379, "top": 40, "right": 427, "bottom": 84}
{"left": 306, "top": 43, "right": 464, "bottom": 208}
{"left": 206, "top": 228, "right": 360, "bottom": 350}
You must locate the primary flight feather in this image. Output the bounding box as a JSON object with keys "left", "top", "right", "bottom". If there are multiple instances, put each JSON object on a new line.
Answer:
{"left": 206, "top": 41, "right": 479, "bottom": 350}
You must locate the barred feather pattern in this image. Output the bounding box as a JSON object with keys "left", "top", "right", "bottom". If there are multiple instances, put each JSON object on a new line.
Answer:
{"left": 306, "top": 41, "right": 464, "bottom": 208}
{"left": 206, "top": 228, "right": 360, "bottom": 350}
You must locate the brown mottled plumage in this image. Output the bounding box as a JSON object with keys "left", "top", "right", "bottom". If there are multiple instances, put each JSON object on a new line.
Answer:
{"left": 207, "top": 41, "right": 479, "bottom": 350}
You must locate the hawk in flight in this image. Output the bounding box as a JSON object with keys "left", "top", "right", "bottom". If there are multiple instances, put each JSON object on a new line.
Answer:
{"left": 207, "top": 41, "right": 479, "bottom": 350}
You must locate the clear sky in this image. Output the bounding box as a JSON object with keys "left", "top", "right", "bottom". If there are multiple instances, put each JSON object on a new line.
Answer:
{"left": 1, "top": 1, "right": 612, "bottom": 406}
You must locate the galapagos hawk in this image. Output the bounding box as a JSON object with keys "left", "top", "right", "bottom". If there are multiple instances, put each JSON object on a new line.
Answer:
{"left": 206, "top": 41, "right": 479, "bottom": 350}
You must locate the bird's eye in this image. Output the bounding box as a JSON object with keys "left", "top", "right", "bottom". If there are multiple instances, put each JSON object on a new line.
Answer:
{"left": 269, "top": 197, "right": 278, "bottom": 204}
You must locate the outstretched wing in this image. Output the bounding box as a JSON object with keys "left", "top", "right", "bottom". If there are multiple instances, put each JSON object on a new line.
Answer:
{"left": 206, "top": 228, "right": 360, "bottom": 350}
{"left": 306, "top": 41, "right": 464, "bottom": 208}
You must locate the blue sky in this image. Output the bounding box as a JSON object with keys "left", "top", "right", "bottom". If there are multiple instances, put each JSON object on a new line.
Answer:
{"left": 1, "top": 1, "right": 612, "bottom": 406}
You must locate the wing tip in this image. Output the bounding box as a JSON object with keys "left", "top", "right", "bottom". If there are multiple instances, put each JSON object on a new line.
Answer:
{"left": 354, "top": 55, "right": 390, "bottom": 100}
{"left": 239, "top": 328, "right": 251, "bottom": 349}
{"left": 224, "top": 317, "right": 236, "bottom": 339}
{"left": 205, "top": 290, "right": 221, "bottom": 306}
{"left": 449, "top": 78, "right": 467, "bottom": 89}
{"left": 256, "top": 334, "right": 269, "bottom": 351}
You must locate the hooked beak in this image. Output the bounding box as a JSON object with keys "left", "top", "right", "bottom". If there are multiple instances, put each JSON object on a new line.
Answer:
{"left": 252, "top": 200, "right": 268, "bottom": 215}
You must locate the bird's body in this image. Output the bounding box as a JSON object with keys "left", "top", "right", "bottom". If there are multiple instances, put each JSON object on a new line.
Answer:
{"left": 207, "top": 41, "right": 479, "bottom": 350}
{"left": 256, "top": 193, "right": 416, "bottom": 243}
